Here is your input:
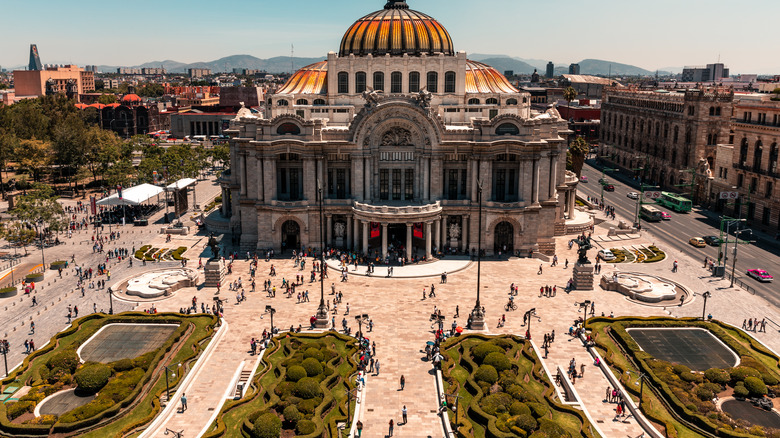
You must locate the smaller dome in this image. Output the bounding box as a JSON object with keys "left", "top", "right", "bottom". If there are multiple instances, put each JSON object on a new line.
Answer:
{"left": 122, "top": 93, "right": 141, "bottom": 102}
{"left": 277, "top": 61, "right": 328, "bottom": 95}
{"left": 465, "top": 61, "right": 518, "bottom": 94}
{"left": 74, "top": 103, "right": 88, "bottom": 109}
{"left": 89, "top": 103, "right": 106, "bottom": 109}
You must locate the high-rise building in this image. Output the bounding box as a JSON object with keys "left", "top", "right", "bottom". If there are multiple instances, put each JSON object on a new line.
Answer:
{"left": 28, "top": 44, "right": 43, "bottom": 71}
{"left": 189, "top": 68, "right": 212, "bottom": 78}
{"left": 13, "top": 65, "right": 95, "bottom": 99}
{"left": 568, "top": 63, "right": 580, "bottom": 75}
{"left": 546, "top": 62, "right": 554, "bottom": 78}
{"left": 681, "top": 63, "right": 730, "bottom": 82}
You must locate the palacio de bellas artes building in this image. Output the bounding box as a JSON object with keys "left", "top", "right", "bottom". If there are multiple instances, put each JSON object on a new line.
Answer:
{"left": 220, "top": 0, "right": 587, "bottom": 259}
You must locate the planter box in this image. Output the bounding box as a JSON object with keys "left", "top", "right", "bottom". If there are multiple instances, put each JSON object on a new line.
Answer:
{"left": 50, "top": 261, "right": 67, "bottom": 270}
{"left": 25, "top": 274, "right": 44, "bottom": 283}
{"left": 0, "top": 286, "right": 18, "bottom": 298}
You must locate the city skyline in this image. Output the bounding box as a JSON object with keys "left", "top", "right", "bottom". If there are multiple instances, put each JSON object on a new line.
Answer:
{"left": 1, "top": 0, "right": 777, "bottom": 74}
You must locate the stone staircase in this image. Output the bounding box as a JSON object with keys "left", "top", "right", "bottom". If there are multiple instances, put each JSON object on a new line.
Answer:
{"left": 233, "top": 369, "right": 252, "bottom": 399}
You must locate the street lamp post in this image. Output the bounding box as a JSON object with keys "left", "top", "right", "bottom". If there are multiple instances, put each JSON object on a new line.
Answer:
{"left": 164, "top": 364, "right": 180, "bottom": 402}
{"left": 701, "top": 291, "right": 711, "bottom": 320}
{"left": 0, "top": 339, "right": 9, "bottom": 377}
{"left": 354, "top": 314, "right": 369, "bottom": 341}
{"left": 345, "top": 387, "right": 359, "bottom": 425}
{"left": 264, "top": 305, "right": 276, "bottom": 333}
{"left": 577, "top": 300, "right": 592, "bottom": 328}
{"left": 443, "top": 393, "right": 464, "bottom": 429}
{"left": 469, "top": 180, "right": 485, "bottom": 330}
{"left": 731, "top": 229, "right": 752, "bottom": 287}
{"left": 108, "top": 287, "right": 114, "bottom": 315}
{"left": 315, "top": 180, "right": 329, "bottom": 328}
{"left": 524, "top": 308, "right": 538, "bottom": 339}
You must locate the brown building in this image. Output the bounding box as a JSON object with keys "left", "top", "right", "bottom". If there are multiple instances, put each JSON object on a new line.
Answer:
{"left": 13, "top": 65, "right": 95, "bottom": 100}
{"left": 710, "top": 95, "right": 780, "bottom": 232}
{"left": 600, "top": 87, "right": 733, "bottom": 201}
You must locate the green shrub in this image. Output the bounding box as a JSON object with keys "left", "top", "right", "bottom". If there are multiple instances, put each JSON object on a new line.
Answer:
{"left": 730, "top": 366, "right": 761, "bottom": 384}
{"left": 538, "top": 418, "right": 570, "bottom": 437}
{"left": 474, "top": 364, "right": 498, "bottom": 384}
{"left": 171, "top": 247, "right": 188, "bottom": 260}
{"left": 490, "top": 338, "right": 514, "bottom": 350}
{"left": 25, "top": 414, "right": 57, "bottom": 425}
{"left": 704, "top": 368, "right": 730, "bottom": 385}
{"left": 513, "top": 413, "right": 538, "bottom": 432}
{"left": 47, "top": 349, "right": 80, "bottom": 374}
{"left": 472, "top": 343, "right": 502, "bottom": 363}
{"left": 6, "top": 401, "right": 35, "bottom": 420}
{"left": 251, "top": 413, "right": 282, "bottom": 438}
{"left": 527, "top": 402, "right": 549, "bottom": 419}
{"left": 296, "top": 419, "right": 316, "bottom": 435}
{"left": 761, "top": 373, "right": 779, "bottom": 386}
{"left": 132, "top": 350, "right": 157, "bottom": 371}
{"left": 672, "top": 364, "right": 691, "bottom": 375}
{"left": 695, "top": 386, "right": 714, "bottom": 401}
{"left": 47, "top": 367, "right": 72, "bottom": 385}
{"left": 303, "top": 347, "right": 324, "bottom": 362}
{"left": 509, "top": 401, "right": 531, "bottom": 416}
{"left": 680, "top": 371, "right": 703, "bottom": 383}
{"left": 507, "top": 385, "right": 536, "bottom": 402}
{"left": 297, "top": 398, "right": 319, "bottom": 415}
{"left": 74, "top": 363, "right": 112, "bottom": 394}
{"left": 100, "top": 368, "right": 144, "bottom": 403}
{"left": 294, "top": 377, "right": 322, "bottom": 399}
{"left": 733, "top": 385, "right": 749, "bottom": 398}
{"left": 282, "top": 405, "right": 302, "bottom": 426}
{"left": 301, "top": 357, "right": 323, "bottom": 377}
{"left": 111, "top": 358, "right": 134, "bottom": 372}
{"left": 484, "top": 352, "right": 511, "bottom": 372}
{"left": 480, "top": 393, "right": 513, "bottom": 416}
{"left": 744, "top": 376, "right": 768, "bottom": 397}
{"left": 286, "top": 365, "right": 307, "bottom": 382}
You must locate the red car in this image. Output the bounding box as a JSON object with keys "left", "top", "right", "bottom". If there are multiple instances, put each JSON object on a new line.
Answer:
{"left": 746, "top": 269, "right": 773, "bottom": 282}
{"left": 604, "top": 184, "right": 615, "bottom": 192}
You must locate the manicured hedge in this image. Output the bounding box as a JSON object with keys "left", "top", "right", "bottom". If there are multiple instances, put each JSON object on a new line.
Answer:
{"left": 74, "top": 363, "right": 112, "bottom": 394}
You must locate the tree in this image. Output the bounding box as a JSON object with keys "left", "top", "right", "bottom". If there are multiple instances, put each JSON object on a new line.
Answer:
{"left": 16, "top": 138, "right": 53, "bottom": 182}
{"left": 84, "top": 126, "right": 121, "bottom": 184}
{"left": 569, "top": 137, "right": 590, "bottom": 177}
{"left": 12, "top": 184, "right": 66, "bottom": 265}
{"left": 563, "top": 86, "right": 578, "bottom": 114}
{"left": 211, "top": 144, "right": 230, "bottom": 168}
{"left": 137, "top": 83, "right": 164, "bottom": 98}
{"left": 52, "top": 113, "right": 88, "bottom": 188}
{"left": 0, "top": 222, "right": 36, "bottom": 255}
{"left": 97, "top": 94, "right": 117, "bottom": 105}
{"left": 0, "top": 130, "right": 19, "bottom": 199}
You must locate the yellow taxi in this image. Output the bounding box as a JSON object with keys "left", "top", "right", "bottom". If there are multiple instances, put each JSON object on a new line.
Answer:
{"left": 688, "top": 237, "right": 706, "bottom": 248}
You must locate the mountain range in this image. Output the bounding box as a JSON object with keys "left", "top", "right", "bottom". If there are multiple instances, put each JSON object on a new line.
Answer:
{"left": 95, "top": 54, "right": 326, "bottom": 75}
{"left": 468, "top": 54, "right": 675, "bottom": 77}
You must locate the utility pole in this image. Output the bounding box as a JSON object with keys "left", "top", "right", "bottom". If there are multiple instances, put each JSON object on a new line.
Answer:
{"left": 674, "top": 168, "right": 697, "bottom": 204}
{"left": 731, "top": 228, "right": 752, "bottom": 287}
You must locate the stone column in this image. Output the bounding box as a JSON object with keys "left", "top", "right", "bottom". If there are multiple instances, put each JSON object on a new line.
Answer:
{"left": 425, "top": 222, "right": 432, "bottom": 259}
{"left": 569, "top": 188, "right": 577, "bottom": 219}
{"left": 441, "top": 215, "right": 448, "bottom": 247}
{"left": 221, "top": 187, "right": 228, "bottom": 216}
{"left": 548, "top": 155, "right": 557, "bottom": 200}
{"left": 362, "top": 221, "right": 369, "bottom": 255}
{"left": 462, "top": 215, "right": 469, "bottom": 252}
{"left": 406, "top": 223, "right": 413, "bottom": 260}
{"left": 257, "top": 154, "right": 264, "bottom": 203}
{"left": 239, "top": 153, "right": 247, "bottom": 195}
{"left": 381, "top": 223, "right": 388, "bottom": 259}
{"left": 434, "top": 219, "right": 441, "bottom": 254}
{"left": 346, "top": 215, "right": 353, "bottom": 249}
{"left": 304, "top": 158, "right": 316, "bottom": 201}
{"left": 264, "top": 158, "right": 276, "bottom": 201}
{"left": 326, "top": 215, "right": 332, "bottom": 247}
{"left": 532, "top": 158, "right": 540, "bottom": 204}
{"left": 424, "top": 157, "right": 430, "bottom": 201}
{"left": 364, "top": 157, "right": 372, "bottom": 201}
{"left": 354, "top": 217, "right": 360, "bottom": 251}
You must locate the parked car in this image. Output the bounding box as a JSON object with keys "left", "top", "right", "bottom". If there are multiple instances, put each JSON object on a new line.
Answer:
{"left": 702, "top": 235, "right": 721, "bottom": 246}
{"left": 661, "top": 211, "right": 671, "bottom": 220}
{"left": 688, "top": 237, "right": 707, "bottom": 248}
{"left": 627, "top": 192, "right": 639, "bottom": 199}
{"left": 580, "top": 176, "right": 588, "bottom": 183}
{"left": 746, "top": 269, "right": 773, "bottom": 282}
{"left": 604, "top": 184, "right": 615, "bottom": 192}
{"left": 597, "top": 249, "right": 616, "bottom": 261}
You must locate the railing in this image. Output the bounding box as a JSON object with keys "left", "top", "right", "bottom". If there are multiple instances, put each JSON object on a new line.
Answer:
{"left": 725, "top": 273, "right": 757, "bottom": 295}
{"left": 353, "top": 201, "right": 442, "bottom": 215}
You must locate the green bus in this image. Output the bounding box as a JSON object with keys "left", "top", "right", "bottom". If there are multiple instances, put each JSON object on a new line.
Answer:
{"left": 656, "top": 192, "right": 692, "bottom": 213}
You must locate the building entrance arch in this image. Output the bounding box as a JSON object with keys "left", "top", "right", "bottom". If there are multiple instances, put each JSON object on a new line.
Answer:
{"left": 281, "top": 220, "right": 300, "bottom": 253}
{"left": 494, "top": 221, "right": 514, "bottom": 253}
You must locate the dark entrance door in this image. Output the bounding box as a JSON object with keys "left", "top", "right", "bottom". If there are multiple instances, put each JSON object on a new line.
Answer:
{"left": 281, "top": 220, "right": 300, "bottom": 252}
{"left": 494, "top": 221, "right": 514, "bottom": 253}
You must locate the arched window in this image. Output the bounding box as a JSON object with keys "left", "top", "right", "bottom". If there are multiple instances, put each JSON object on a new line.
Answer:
{"left": 486, "top": 98, "right": 498, "bottom": 105}
{"left": 673, "top": 126, "right": 679, "bottom": 143}
{"left": 313, "top": 99, "right": 326, "bottom": 106}
{"left": 373, "top": 71, "right": 385, "bottom": 91}
{"left": 276, "top": 123, "right": 300, "bottom": 135}
{"left": 427, "top": 71, "right": 438, "bottom": 93}
{"left": 337, "top": 72, "right": 349, "bottom": 94}
{"left": 408, "top": 72, "right": 420, "bottom": 93}
{"left": 754, "top": 140, "right": 764, "bottom": 171}
{"left": 444, "top": 71, "right": 456, "bottom": 93}
{"left": 267, "top": 98, "right": 272, "bottom": 105}
{"left": 709, "top": 106, "right": 715, "bottom": 116}
{"left": 355, "top": 72, "right": 367, "bottom": 93}
{"left": 390, "top": 71, "right": 402, "bottom": 93}
{"left": 277, "top": 99, "right": 289, "bottom": 106}
{"left": 467, "top": 98, "right": 480, "bottom": 105}
{"left": 716, "top": 107, "right": 722, "bottom": 116}
{"left": 522, "top": 97, "right": 527, "bottom": 103}
{"left": 496, "top": 123, "right": 520, "bottom": 136}
{"left": 739, "top": 138, "right": 749, "bottom": 165}
{"left": 769, "top": 143, "right": 778, "bottom": 173}
{"left": 506, "top": 98, "right": 518, "bottom": 105}
{"left": 296, "top": 99, "right": 308, "bottom": 106}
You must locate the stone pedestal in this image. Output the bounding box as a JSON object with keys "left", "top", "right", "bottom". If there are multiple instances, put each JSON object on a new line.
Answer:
{"left": 314, "top": 306, "right": 330, "bottom": 329}
{"left": 572, "top": 263, "right": 594, "bottom": 291}
{"left": 204, "top": 259, "right": 226, "bottom": 288}
{"left": 469, "top": 306, "right": 486, "bottom": 330}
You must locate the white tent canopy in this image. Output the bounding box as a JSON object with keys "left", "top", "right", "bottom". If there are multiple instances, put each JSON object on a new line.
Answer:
{"left": 96, "top": 183, "right": 164, "bottom": 206}
{"left": 166, "top": 178, "right": 197, "bottom": 191}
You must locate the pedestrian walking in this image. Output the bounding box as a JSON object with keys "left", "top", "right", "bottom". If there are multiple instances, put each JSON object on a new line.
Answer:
{"left": 672, "top": 260, "right": 678, "bottom": 273}
{"left": 375, "top": 359, "right": 381, "bottom": 375}
{"left": 400, "top": 375, "right": 405, "bottom": 390}
{"left": 180, "top": 393, "right": 187, "bottom": 411}
{"left": 402, "top": 405, "right": 407, "bottom": 424}
{"left": 389, "top": 419, "right": 394, "bottom": 436}
{"left": 538, "top": 264, "right": 543, "bottom": 275}
{"left": 356, "top": 420, "right": 363, "bottom": 437}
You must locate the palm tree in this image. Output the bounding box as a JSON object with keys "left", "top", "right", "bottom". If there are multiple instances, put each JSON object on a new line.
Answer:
{"left": 569, "top": 137, "right": 590, "bottom": 178}
{"left": 563, "top": 86, "right": 578, "bottom": 113}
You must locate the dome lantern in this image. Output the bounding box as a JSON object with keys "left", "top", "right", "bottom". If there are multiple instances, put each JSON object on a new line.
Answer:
{"left": 384, "top": 0, "right": 409, "bottom": 9}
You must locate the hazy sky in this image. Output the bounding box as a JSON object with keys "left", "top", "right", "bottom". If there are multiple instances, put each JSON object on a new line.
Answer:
{"left": 2, "top": 0, "right": 776, "bottom": 74}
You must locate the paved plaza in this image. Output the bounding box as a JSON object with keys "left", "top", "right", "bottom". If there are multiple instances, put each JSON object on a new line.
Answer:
{"left": 2, "top": 178, "right": 780, "bottom": 438}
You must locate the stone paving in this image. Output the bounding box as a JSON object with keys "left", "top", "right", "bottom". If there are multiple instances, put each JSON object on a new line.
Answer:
{"left": 3, "top": 176, "right": 780, "bottom": 438}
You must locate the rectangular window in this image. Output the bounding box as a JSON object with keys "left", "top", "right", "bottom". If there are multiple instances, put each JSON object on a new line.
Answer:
{"left": 356, "top": 72, "right": 366, "bottom": 93}
{"left": 508, "top": 169, "right": 516, "bottom": 196}
{"left": 336, "top": 169, "right": 347, "bottom": 199}
{"left": 373, "top": 72, "right": 385, "bottom": 92}
{"left": 751, "top": 177, "right": 757, "bottom": 193}
{"left": 379, "top": 169, "right": 389, "bottom": 200}
{"left": 737, "top": 173, "right": 744, "bottom": 188}
{"left": 405, "top": 169, "right": 414, "bottom": 200}
{"left": 337, "top": 73, "right": 348, "bottom": 94}
{"left": 444, "top": 72, "right": 456, "bottom": 93}
{"left": 327, "top": 169, "right": 334, "bottom": 197}
{"left": 747, "top": 202, "right": 755, "bottom": 220}
{"left": 391, "top": 72, "right": 402, "bottom": 94}
{"left": 279, "top": 169, "right": 287, "bottom": 194}
{"left": 392, "top": 169, "right": 401, "bottom": 200}
{"left": 448, "top": 169, "right": 458, "bottom": 200}
{"left": 289, "top": 168, "right": 300, "bottom": 201}
{"left": 409, "top": 72, "right": 420, "bottom": 93}
{"left": 427, "top": 72, "right": 438, "bottom": 93}
{"left": 762, "top": 206, "right": 771, "bottom": 225}
{"left": 495, "top": 169, "right": 506, "bottom": 201}
{"left": 460, "top": 169, "right": 467, "bottom": 196}
{"left": 766, "top": 181, "right": 773, "bottom": 199}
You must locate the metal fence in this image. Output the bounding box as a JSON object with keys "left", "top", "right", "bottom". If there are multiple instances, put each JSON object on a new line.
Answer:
{"left": 725, "top": 273, "right": 757, "bottom": 295}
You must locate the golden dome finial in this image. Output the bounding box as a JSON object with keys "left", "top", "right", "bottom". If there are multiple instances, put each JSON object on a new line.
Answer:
{"left": 384, "top": 0, "right": 409, "bottom": 9}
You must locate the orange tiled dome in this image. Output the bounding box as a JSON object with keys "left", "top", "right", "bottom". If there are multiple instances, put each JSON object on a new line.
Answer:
{"left": 122, "top": 93, "right": 141, "bottom": 102}
{"left": 277, "top": 61, "right": 328, "bottom": 95}
{"left": 339, "top": 1, "right": 454, "bottom": 57}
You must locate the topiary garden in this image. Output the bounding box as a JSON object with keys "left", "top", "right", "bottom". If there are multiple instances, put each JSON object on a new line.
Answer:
{"left": 0, "top": 313, "right": 218, "bottom": 437}
{"left": 589, "top": 317, "right": 780, "bottom": 438}
{"left": 203, "top": 333, "right": 360, "bottom": 438}
{"left": 440, "top": 334, "right": 597, "bottom": 437}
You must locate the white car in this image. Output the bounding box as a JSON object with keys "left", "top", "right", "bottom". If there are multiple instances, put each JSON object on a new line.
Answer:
{"left": 627, "top": 192, "right": 639, "bottom": 199}
{"left": 598, "top": 249, "right": 616, "bottom": 261}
